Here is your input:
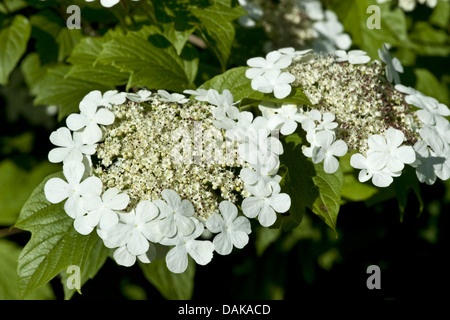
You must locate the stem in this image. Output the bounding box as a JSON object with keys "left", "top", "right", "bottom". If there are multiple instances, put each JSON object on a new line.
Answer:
{"left": 1, "top": 0, "right": 11, "bottom": 14}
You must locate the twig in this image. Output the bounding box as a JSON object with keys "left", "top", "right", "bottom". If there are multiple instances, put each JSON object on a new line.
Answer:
{"left": 0, "top": 227, "right": 24, "bottom": 238}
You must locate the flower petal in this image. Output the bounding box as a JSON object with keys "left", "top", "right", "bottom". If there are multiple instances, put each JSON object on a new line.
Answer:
{"left": 161, "top": 189, "right": 181, "bottom": 209}
{"left": 205, "top": 213, "right": 224, "bottom": 233}
{"left": 44, "top": 178, "right": 70, "bottom": 203}
{"left": 257, "top": 205, "right": 276, "bottom": 227}
{"left": 166, "top": 245, "right": 189, "bottom": 273}
{"left": 50, "top": 127, "right": 73, "bottom": 147}
{"left": 242, "top": 196, "right": 262, "bottom": 218}
{"left": 127, "top": 229, "right": 149, "bottom": 256}
{"left": 273, "top": 83, "right": 292, "bottom": 99}
{"left": 48, "top": 147, "right": 70, "bottom": 163}
{"left": 186, "top": 240, "right": 214, "bottom": 266}
{"left": 94, "top": 108, "right": 115, "bottom": 126}
{"left": 114, "top": 246, "right": 136, "bottom": 267}
{"left": 270, "top": 193, "right": 291, "bottom": 213}
{"left": 63, "top": 161, "right": 85, "bottom": 185}
{"left": 212, "top": 232, "right": 232, "bottom": 255}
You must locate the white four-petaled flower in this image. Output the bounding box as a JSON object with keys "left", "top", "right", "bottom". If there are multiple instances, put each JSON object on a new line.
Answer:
{"left": 44, "top": 161, "right": 102, "bottom": 218}
{"left": 250, "top": 69, "right": 296, "bottom": 99}
{"left": 259, "top": 103, "right": 305, "bottom": 135}
{"left": 153, "top": 189, "right": 196, "bottom": 238}
{"left": 206, "top": 201, "right": 251, "bottom": 255}
{"left": 160, "top": 219, "right": 215, "bottom": 273}
{"left": 312, "top": 131, "right": 348, "bottom": 174}
{"left": 242, "top": 181, "right": 291, "bottom": 227}
{"left": 66, "top": 100, "right": 115, "bottom": 144}
{"left": 74, "top": 187, "right": 130, "bottom": 235}
{"left": 367, "top": 128, "right": 416, "bottom": 172}
{"left": 100, "top": 200, "right": 160, "bottom": 267}
{"left": 48, "top": 127, "right": 97, "bottom": 164}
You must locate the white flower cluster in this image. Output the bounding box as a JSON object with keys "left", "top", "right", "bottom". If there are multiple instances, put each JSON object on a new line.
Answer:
{"left": 239, "top": 0, "right": 351, "bottom": 54}
{"left": 376, "top": 0, "right": 438, "bottom": 12}
{"left": 245, "top": 45, "right": 450, "bottom": 189}
{"left": 43, "top": 88, "right": 295, "bottom": 273}
{"left": 186, "top": 89, "right": 292, "bottom": 228}
{"left": 396, "top": 85, "right": 450, "bottom": 184}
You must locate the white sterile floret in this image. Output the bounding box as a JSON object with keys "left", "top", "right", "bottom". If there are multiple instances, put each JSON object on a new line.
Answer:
{"left": 206, "top": 201, "right": 251, "bottom": 255}
{"left": 153, "top": 189, "right": 196, "bottom": 238}
{"left": 378, "top": 43, "right": 404, "bottom": 85}
{"left": 406, "top": 94, "right": 450, "bottom": 124}
{"left": 277, "top": 47, "right": 313, "bottom": 62}
{"left": 246, "top": 50, "right": 293, "bottom": 80}
{"left": 126, "top": 89, "right": 152, "bottom": 103}
{"left": 160, "top": 219, "right": 215, "bottom": 273}
{"left": 157, "top": 90, "right": 189, "bottom": 104}
{"left": 100, "top": 200, "right": 160, "bottom": 267}
{"left": 259, "top": 103, "right": 305, "bottom": 135}
{"left": 183, "top": 88, "right": 210, "bottom": 101}
{"left": 238, "top": 119, "right": 284, "bottom": 175}
{"left": 334, "top": 50, "right": 371, "bottom": 65}
{"left": 301, "top": 110, "right": 338, "bottom": 134}
{"left": 419, "top": 117, "right": 450, "bottom": 154}
{"left": 240, "top": 165, "right": 282, "bottom": 197}
{"left": 312, "top": 10, "right": 352, "bottom": 51}
{"left": 251, "top": 69, "right": 296, "bottom": 99}
{"left": 81, "top": 90, "right": 127, "bottom": 109}
{"left": 66, "top": 100, "right": 115, "bottom": 144}
{"left": 242, "top": 181, "right": 291, "bottom": 227}
{"left": 208, "top": 89, "right": 240, "bottom": 120}
{"left": 367, "top": 128, "right": 416, "bottom": 172}
{"left": 74, "top": 187, "right": 130, "bottom": 235}
{"left": 434, "top": 144, "right": 450, "bottom": 180}
{"left": 225, "top": 111, "right": 255, "bottom": 140}
{"left": 311, "top": 131, "right": 348, "bottom": 174}
{"left": 411, "top": 140, "right": 442, "bottom": 185}
{"left": 350, "top": 153, "right": 400, "bottom": 187}
{"left": 44, "top": 161, "right": 102, "bottom": 218}
{"left": 48, "top": 127, "right": 97, "bottom": 164}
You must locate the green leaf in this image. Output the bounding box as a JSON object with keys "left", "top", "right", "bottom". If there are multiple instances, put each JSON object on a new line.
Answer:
{"left": 310, "top": 162, "right": 344, "bottom": 236}
{"left": 0, "top": 160, "right": 59, "bottom": 226}
{"left": 0, "top": 15, "right": 32, "bottom": 85}
{"left": 98, "top": 25, "right": 198, "bottom": 91}
{"left": 0, "top": 240, "right": 54, "bottom": 300}
{"left": 34, "top": 64, "right": 113, "bottom": 120}
{"left": 56, "top": 28, "right": 83, "bottom": 63}
{"left": 430, "top": 0, "right": 450, "bottom": 29}
{"left": 199, "top": 66, "right": 311, "bottom": 106}
{"left": 139, "top": 257, "right": 195, "bottom": 300}
{"left": 414, "top": 68, "right": 449, "bottom": 105}
{"left": 66, "top": 36, "right": 129, "bottom": 87}
{"left": 15, "top": 172, "right": 109, "bottom": 299}
{"left": 275, "top": 134, "right": 312, "bottom": 232}
{"left": 341, "top": 174, "right": 379, "bottom": 202}
{"left": 276, "top": 133, "right": 343, "bottom": 234}
{"left": 331, "top": 0, "right": 410, "bottom": 59}
{"left": 0, "top": 0, "right": 27, "bottom": 13}
{"left": 392, "top": 166, "right": 424, "bottom": 221}
{"left": 190, "top": 0, "right": 246, "bottom": 69}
